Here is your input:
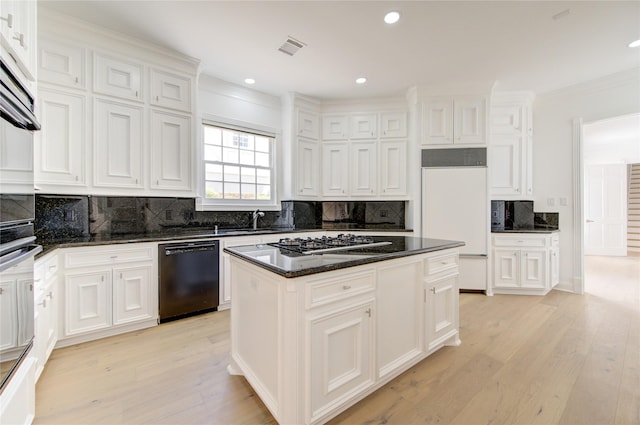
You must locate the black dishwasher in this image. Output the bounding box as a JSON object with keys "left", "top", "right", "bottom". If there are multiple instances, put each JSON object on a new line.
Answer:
{"left": 158, "top": 240, "right": 220, "bottom": 323}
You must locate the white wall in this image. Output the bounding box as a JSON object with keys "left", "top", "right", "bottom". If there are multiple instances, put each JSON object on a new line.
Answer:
{"left": 532, "top": 67, "right": 640, "bottom": 292}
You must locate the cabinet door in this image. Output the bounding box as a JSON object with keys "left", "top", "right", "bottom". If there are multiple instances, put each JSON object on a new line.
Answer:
{"left": 550, "top": 246, "right": 559, "bottom": 287}
{"left": 454, "top": 97, "right": 486, "bottom": 145}
{"left": 38, "top": 38, "right": 86, "bottom": 88}
{"left": 322, "top": 114, "right": 348, "bottom": 140}
{"left": 379, "top": 140, "right": 407, "bottom": 196}
{"left": 113, "top": 265, "right": 153, "bottom": 325}
{"left": 493, "top": 249, "right": 519, "bottom": 288}
{"left": 350, "top": 141, "right": 377, "bottom": 196}
{"left": 520, "top": 250, "right": 546, "bottom": 289}
{"left": 150, "top": 110, "right": 191, "bottom": 191}
{"left": 297, "top": 138, "right": 320, "bottom": 197}
{"left": 0, "top": 280, "right": 17, "bottom": 350}
{"left": 377, "top": 260, "right": 422, "bottom": 379}
{"left": 42, "top": 277, "right": 58, "bottom": 365}
{"left": 422, "top": 98, "right": 453, "bottom": 145}
{"left": 425, "top": 274, "right": 458, "bottom": 351}
{"left": 0, "top": 117, "right": 33, "bottom": 192}
{"left": 0, "top": 0, "right": 36, "bottom": 81}
{"left": 309, "top": 302, "right": 374, "bottom": 421}
{"left": 94, "top": 52, "right": 143, "bottom": 102}
{"left": 36, "top": 88, "right": 86, "bottom": 186}
{"left": 349, "top": 113, "right": 377, "bottom": 139}
{"left": 490, "top": 136, "right": 522, "bottom": 196}
{"left": 94, "top": 99, "right": 143, "bottom": 188}
{"left": 65, "top": 271, "right": 111, "bottom": 336}
{"left": 297, "top": 110, "right": 319, "bottom": 140}
{"left": 150, "top": 68, "right": 191, "bottom": 112}
{"left": 490, "top": 105, "right": 524, "bottom": 135}
{"left": 380, "top": 112, "right": 407, "bottom": 139}
{"left": 322, "top": 142, "right": 348, "bottom": 197}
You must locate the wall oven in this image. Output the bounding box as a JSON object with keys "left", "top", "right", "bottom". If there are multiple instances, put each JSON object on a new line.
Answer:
{"left": 0, "top": 56, "right": 41, "bottom": 393}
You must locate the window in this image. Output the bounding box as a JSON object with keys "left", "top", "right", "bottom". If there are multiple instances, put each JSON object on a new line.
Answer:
{"left": 202, "top": 123, "right": 274, "bottom": 206}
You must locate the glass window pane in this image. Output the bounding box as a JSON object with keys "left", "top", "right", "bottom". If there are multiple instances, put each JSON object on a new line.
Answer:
{"left": 257, "top": 169, "right": 270, "bottom": 185}
{"left": 223, "top": 147, "right": 239, "bottom": 164}
{"left": 257, "top": 184, "right": 271, "bottom": 200}
{"left": 224, "top": 165, "right": 240, "bottom": 182}
{"left": 205, "top": 163, "right": 223, "bottom": 181}
{"left": 205, "top": 181, "right": 223, "bottom": 199}
{"left": 224, "top": 182, "right": 240, "bottom": 199}
{"left": 241, "top": 167, "right": 256, "bottom": 183}
{"left": 255, "top": 136, "right": 270, "bottom": 153}
{"left": 241, "top": 184, "right": 256, "bottom": 200}
{"left": 204, "top": 145, "right": 222, "bottom": 162}
{"left": 222, "top": 130, "right": 238, "bottom": 147}
{"left": 239, "top": 149, "right": 254, "bottom": 165}
{"left": 204, "top": 126, "right": 222, "bottom": 145}
{"left": 256, "top": 152, "right": 270, "bottom": 167}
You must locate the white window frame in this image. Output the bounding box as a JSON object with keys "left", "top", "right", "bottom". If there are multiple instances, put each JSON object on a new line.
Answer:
{"left": 197, "top": 116, "right": 279, "bottom": 211}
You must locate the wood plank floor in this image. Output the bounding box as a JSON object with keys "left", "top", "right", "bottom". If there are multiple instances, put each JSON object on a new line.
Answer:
{"left": 34, "top": 256, "right": 640, "bottom": 425}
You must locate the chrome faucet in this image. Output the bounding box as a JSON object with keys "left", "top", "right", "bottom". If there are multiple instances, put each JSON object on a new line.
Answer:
{"left": 252, "top": 209, "right": 265, "bottom": 230}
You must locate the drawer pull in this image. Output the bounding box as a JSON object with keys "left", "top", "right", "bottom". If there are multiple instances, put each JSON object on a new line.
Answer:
{"left": 47, "top": 291, "right": 54, "bottom": 300}
{"left": 342, "top": 285, "right": 351, "bottom": 290}
{"left": 38, "top": 299, "right": 47, "bottom": 308}
{"left": 441, "top": 261, "right": 449, "bottom": 265}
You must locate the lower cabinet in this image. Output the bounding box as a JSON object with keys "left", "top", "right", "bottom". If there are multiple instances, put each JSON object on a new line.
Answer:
{"left": 34, "top": 253, "right": 59, "bottom": 382}
{"left": 60, "top": 243, "right": 157, "bottom": 346}
{"left": 229, "top": 247, "right": 460, "bottom": 425}
{"left": 492, "top": 233, "right": 560, "bottom": 295}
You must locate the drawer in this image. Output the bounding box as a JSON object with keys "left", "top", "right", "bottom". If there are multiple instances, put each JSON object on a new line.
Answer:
{"left": 306, "top": 270, "right": 375, "bottom": 309}
{"left": 425, "top": 252, "right": 458, "bottom": 277}
{"left": 65, "top": 245, "right": 154, "bottom": 269}
{"left": 43, "top": 255, "right": 59, "bottom": 280}
{"left": 493, "top": 236, "right": 547, "bottom": 248}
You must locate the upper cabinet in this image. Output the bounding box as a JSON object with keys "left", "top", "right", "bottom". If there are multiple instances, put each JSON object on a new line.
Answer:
{"left": 0, "top": 0, "right": 36, "bottom": 82}
{"left": 38, "top": 38, "right": 86, "bottom": 89}
{"left": 422, "top": 96, "right": 487, "bottom": 146}
{"left": 380, "top": 112, "right": 408, "bottom": 139}
{"left": 93, "top": 52, "right": 144, "bottom": 102}
{"left": 350, "top": 113, "right": 377, "bottom": 139}
{"left": 35, "top": 21, "right": 198, "bottom": 196}
{"left": 489, "top": 92, "right": 534, "bottom": 198}
{"left": 150, "top": 68, "right": 191, "bottom": 112}
{"left": 297, "top": 109, "right": 320, "bottom": 140}
{"left": 321, "top": 114, "right": 348, "bottom": 141}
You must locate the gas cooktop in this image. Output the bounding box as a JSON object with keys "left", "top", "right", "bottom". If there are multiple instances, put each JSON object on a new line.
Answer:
{"left": 268, "top": 234, "right": 392, "bottom": 254}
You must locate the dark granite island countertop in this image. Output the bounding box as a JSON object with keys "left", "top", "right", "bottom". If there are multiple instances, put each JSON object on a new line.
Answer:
{"left": 224, "top": 235, "right": 464, "bottom": 278}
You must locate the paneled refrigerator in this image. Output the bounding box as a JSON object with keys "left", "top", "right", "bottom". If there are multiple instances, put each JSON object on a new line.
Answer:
{"left": 421, "top": 148, "right": 489, "bottom": 292}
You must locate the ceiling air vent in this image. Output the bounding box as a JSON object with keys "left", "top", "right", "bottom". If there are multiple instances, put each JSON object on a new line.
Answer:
{"left": 278, "top": 36, "right": 306, "bottom": 56}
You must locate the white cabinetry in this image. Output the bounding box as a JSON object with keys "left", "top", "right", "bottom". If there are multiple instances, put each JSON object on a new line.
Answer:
{"left": 36, "top": 88, "right": 86, "bottom": 187}
{"left": 34, "top": 253, "right": 59, "bottom": 382}
{"left": 93, "top": 52, "right": 143, "bottom": 102}
{"left": 322, "top": 142, "right": 349, "bottom": 197}
{"left": 490, "top": 92, "right": 534, "bottom": 198}
{"left": 349, "top": 113, "right": 377, "bottom": 139}
{"left": 492, "top": 233, "right": 559, "bottom": 295}
{"left": 321, "top": 114, "right": 348, "bottom": 140}
{"left": 379, "top": 140, "right": 407, "bottom": 196}
{"left": 0, "top": 0, "right": 36, "bottom": 82}
{"left": 93, "top": 98, "right": 143, "bottom": 188}
{"left": 350, "top": 141, "right": 377, "bottom": 196}
{"left": 60, "top": 243, "right": 156, "bottom": 345}
{"left": 150, "top": 110, "right": 191, "bottom": 191}
{"left": 229, "top": 247, "right": 460, "bottom": 425}
{"left": 38, "top": 37, "right": 86, "bottom": 89}
{"left": 380, "top": 111, "right": 407, "bottom": 138}
{"left": 150, "top": 68, "right": 191, "bottom": 112}
{"left": 293, "top": 107, "right": 322, "bottom": 198}
{"left": 422, "top": 96, "right": 487, "bottom": 146}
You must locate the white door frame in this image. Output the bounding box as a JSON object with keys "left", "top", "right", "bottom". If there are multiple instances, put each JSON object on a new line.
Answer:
{"left": 572, "top": 118, "right": 585, "bottom": 295}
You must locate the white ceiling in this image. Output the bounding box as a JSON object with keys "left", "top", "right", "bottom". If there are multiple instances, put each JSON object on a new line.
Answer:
{"left": 39, "top": 1, "right": 640, "bottom": 100}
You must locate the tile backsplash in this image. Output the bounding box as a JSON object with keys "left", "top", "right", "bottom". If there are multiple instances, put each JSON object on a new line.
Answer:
{"left": 35, "top": 196, "right": 406, "bottom": 240}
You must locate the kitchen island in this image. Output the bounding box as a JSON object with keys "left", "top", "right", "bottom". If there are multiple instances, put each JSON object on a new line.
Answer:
{"left": 225, "top": 235, "right": 464, "bottom": 425}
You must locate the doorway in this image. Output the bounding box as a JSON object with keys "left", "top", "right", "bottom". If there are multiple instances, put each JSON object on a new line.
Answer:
{"left": 582, "top": 113, "right": 640, "bottom": 294}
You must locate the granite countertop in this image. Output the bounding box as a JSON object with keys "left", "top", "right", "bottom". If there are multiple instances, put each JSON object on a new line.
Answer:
{"left": 36, "top": 226, "right": 414, "bottom": 257}
{"left": 224, "top": 236, "right": 464, "bottom": 278}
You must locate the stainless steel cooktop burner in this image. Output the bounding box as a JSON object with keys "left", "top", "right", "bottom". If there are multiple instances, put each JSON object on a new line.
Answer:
{"left": 269, "top": 234, "right": 391, "bottom": 254}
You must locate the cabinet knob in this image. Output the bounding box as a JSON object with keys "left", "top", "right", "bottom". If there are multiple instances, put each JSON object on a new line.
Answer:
{"left": 38, "top": 299, "right": 47, "bottom": 308}
{"left": 0, "top": 13, "right": 14, "bottom": 28}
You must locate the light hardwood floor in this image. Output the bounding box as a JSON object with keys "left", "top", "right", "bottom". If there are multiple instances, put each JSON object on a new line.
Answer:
{"left": 34, "top": 256, "right": 640, "bottom": 425}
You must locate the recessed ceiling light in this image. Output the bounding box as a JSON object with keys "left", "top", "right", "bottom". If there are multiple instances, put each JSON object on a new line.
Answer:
{"left": 244, "top": 78, "right": 255, "bottom": 85}
{"left": 384, "top": 11, "right": 400, "bottom": 24}
{"left": 629, "top": 39, "right": 640, "bottom": 48}
{"left": 355, "top": 77, "right": 367, "bottom": 84}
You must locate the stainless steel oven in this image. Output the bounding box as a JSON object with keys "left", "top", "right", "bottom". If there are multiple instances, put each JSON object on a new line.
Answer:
{"left": 0, "top": 55, "right": 41, "bottom": 393}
